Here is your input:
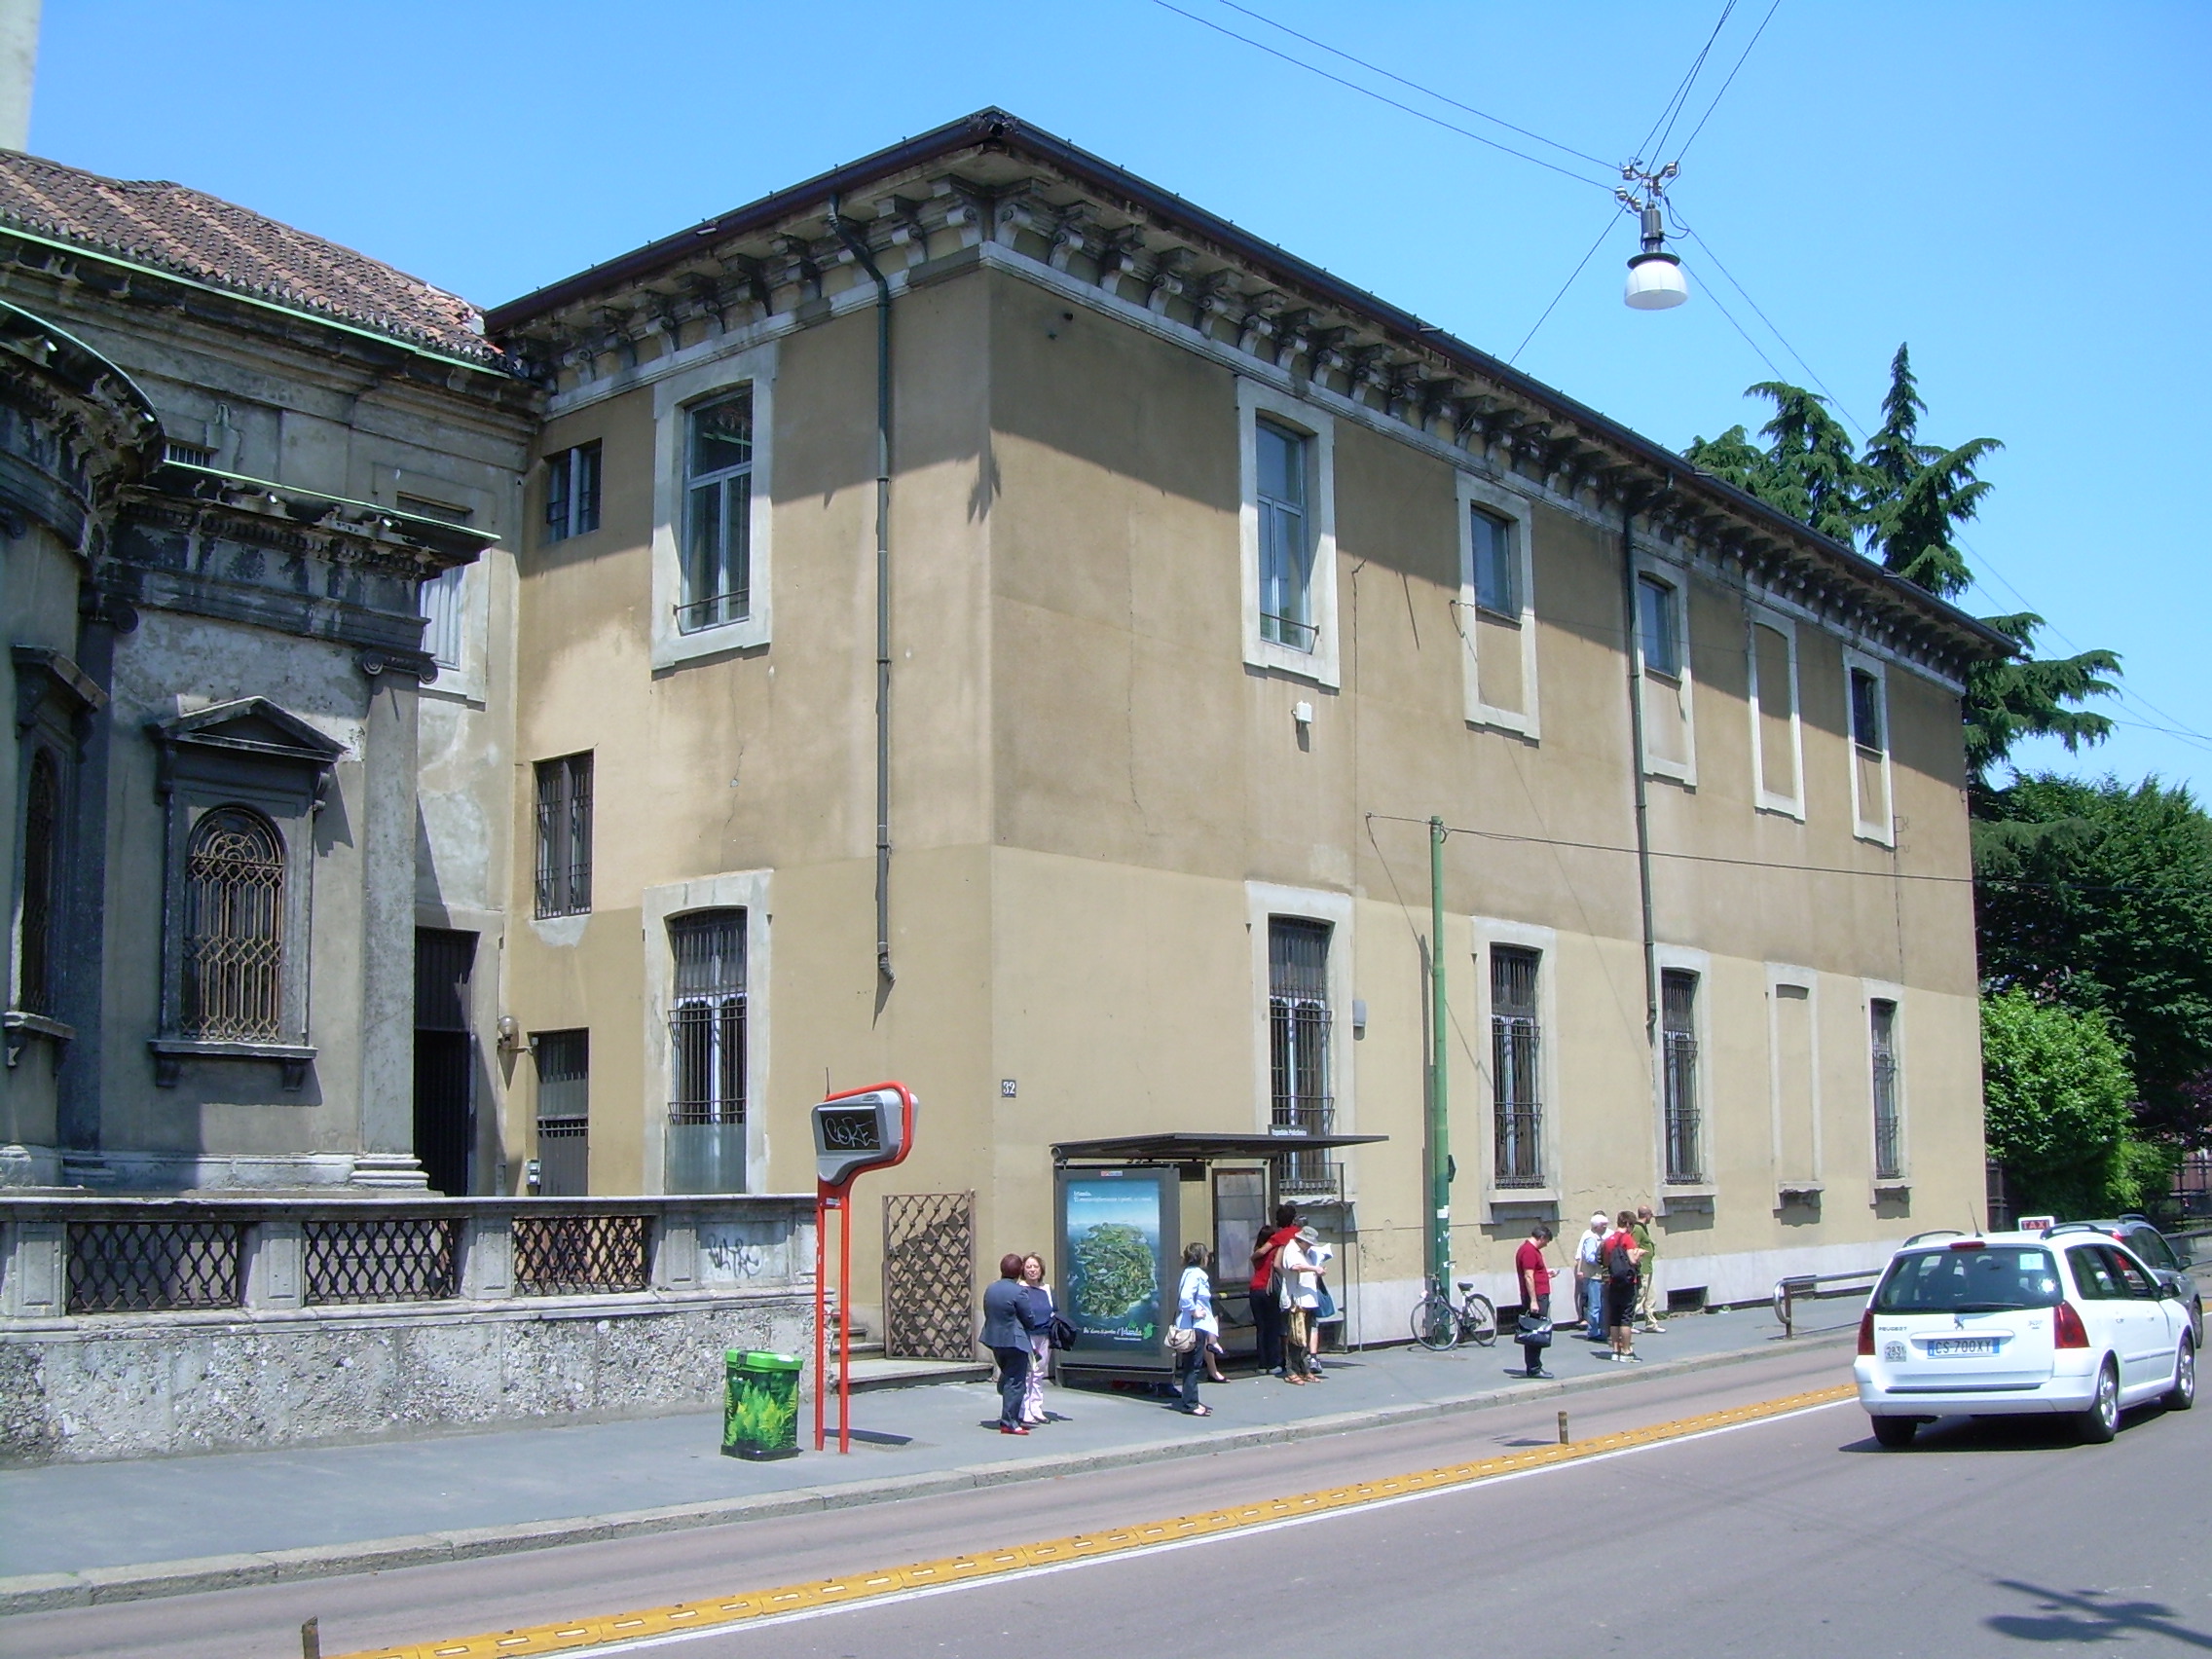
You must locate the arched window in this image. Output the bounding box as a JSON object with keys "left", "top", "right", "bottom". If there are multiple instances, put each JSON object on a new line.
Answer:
{"left": 182, "top": 807, "right": 285, "bottom": 1041}
{"left": 15, "top": 750, "right": 59, "bottom": 1015}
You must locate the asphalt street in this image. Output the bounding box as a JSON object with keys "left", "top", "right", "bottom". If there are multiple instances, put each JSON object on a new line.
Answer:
{"left": 9, "top": 1342, "right": 2207, "bottom": 1659}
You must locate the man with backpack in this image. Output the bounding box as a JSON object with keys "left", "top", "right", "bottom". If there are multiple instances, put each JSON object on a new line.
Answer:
{"left": 1602, "top": 1210, "right": 1644, "bottom": 1362}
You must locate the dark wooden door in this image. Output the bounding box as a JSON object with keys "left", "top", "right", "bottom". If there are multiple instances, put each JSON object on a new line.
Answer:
{"left": 412, "top": 929, "right": 477, "bottom": 1196}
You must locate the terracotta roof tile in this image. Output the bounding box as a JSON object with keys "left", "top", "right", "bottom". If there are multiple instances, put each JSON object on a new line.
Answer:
{"left": 0, "top": 150, "right": 505, "bottom": 365}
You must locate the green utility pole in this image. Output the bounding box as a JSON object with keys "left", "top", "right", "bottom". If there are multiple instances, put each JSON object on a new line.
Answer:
{"left": 1427, "top": 815, "right": 1451, "bottom": 1291}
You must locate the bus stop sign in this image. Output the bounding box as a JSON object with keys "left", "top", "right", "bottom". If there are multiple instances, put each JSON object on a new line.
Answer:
{"left": 812, "top": 1085, "right": 915, "bottom": 1189}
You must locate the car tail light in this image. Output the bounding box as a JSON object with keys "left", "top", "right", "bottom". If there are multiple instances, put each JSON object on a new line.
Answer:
{"left": 2054, "top": 1302, "right": 2090, "bottom": 1348}
{"left": 1859, "top": 1309, "right": 1876, "bottom": 1356}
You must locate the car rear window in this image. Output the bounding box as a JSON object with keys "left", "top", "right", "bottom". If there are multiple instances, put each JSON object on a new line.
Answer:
{"left": 1872, "top": 1247, "right": 2062, "bottom": 1312}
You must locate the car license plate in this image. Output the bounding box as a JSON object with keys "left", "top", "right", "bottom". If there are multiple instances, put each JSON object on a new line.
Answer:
{"left": 1927, "top": 1337, "right": 1999, "bottom": 1356}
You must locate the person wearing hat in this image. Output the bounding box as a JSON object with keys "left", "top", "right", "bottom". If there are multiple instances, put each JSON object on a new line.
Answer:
{"left": 1275, "top": 1224, "right": 1325, "bottom": 1383}
{"left": 1575, "top": 1212, "right": 1610, "bottom": 1343}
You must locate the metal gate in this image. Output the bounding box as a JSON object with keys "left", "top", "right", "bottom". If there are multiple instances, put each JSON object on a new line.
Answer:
{"left": 882, "top": 1192, "right": 976, "bottom": 1362}
{"left": 413, "top": 929, "right": 476, "bottom": 1197}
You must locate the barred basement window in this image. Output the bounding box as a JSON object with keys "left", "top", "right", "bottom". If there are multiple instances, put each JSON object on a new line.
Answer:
{"left": 15, "top": 749, "right": 59, "bottom": 1015}
{"left": 1490, "top": 945, "right": 1543, "bottom": 1187}
{"left": 669, "top": 909, "right": 746, "bottom": 1124}
{"left": 1871, "top": 999, "right": 1903, "bottom": 1180}
{"left": 1661, "top": 969, "right": 1704, "bottom": 1184}
{"left": 181, "top": 807, "right": 285, "bottom": 1041}
{"left": 680, "top": 392, "right": 752, "bottom": 633}
{"left": 534, "top": 753, "right": 593, "bottom": 918}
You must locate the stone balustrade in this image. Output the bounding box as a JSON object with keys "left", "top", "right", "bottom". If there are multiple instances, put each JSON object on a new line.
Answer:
{"left": 0, "top": 1194, "right": 816, "bottom": 1463}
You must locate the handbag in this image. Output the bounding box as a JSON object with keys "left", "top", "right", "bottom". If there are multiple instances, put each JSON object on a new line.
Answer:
{"left": 1165, "top": 1325, "right": 1199, "bottom": 1353}
{"left": 1313, "top": 1276, "right": 1339, "bottom": 1322}
{"left": 1516, "top": 1311, "right": 1554, "bottom": 1347}
{"left": 1047, "top": 1313, "right": 1079, "bottom": 1351}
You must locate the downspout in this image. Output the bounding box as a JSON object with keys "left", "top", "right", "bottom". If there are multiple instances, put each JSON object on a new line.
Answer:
{"left": 1618, "top": 493, "right": 1659, "bottom": 1048}
{"left": 828, "top": 195, "right": 896, "bottom": 987}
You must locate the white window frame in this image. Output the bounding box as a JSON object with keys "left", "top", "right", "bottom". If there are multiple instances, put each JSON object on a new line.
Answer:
{"left": 1456, "top": 475, "right": 1539, "bottom": 738}
{"left": 1764, "top": 963, "right": 1823, "bottom": 1200}
{"left": 1237, "top": 378, "right": 1339, "bottom": 689}
{"left": 1862, "top": 977, "right": 1909, "bottom": 1190}
{"left": 1745, "top": 605, "right": 1804, "bottom": 820}
{"left": 542, "top": 441, "right": 602, "bottom": 545}
{"left": 1842, "top": 646, "right": 1895, "bottom": 846}
{"left": 642, "top": 868, "right": 772, "bottom": 1196}
{"left": 1244, "top": 881, "right": 1354, "bottom": 1147}
{"left": 651, "top": 342, "right": 776, "bottom": 671}
{"left": 1632, "top": 556, "right": 1696, "bottom": 786}
{"left": 1472, "top": 916, "right": 1560, "bottom": 1209}
{"left": 396, "top": 483, "right": 492, "bottom": 704}
{"left": 1652, "top": 942, "right": 1715, "bottom": 1205}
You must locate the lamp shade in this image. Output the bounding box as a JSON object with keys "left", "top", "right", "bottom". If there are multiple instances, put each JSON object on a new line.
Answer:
{"left": 1624, "top": 251, "right": 1689, "bottom": 311}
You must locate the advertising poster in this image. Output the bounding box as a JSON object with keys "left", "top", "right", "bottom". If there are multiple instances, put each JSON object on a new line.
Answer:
{"left": 1056, "top": 1168, "right": 1177, "bottom": 1366}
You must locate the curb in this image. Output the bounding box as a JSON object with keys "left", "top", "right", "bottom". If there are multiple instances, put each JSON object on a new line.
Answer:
{"left": 0, "top": 1328, "right": 1850, "bottom": 1616}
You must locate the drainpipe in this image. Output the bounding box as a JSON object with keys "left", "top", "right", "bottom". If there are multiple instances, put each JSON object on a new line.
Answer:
{"left": 1618, "top": 495, "right": 1659, "bottom": 1048}
{"left": 828, "top": 195, "right": 896, "bottom": 987}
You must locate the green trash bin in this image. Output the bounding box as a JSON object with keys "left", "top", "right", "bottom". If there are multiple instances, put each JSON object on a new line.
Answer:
{"left": 723, "top": 1349, "right": 804, "bottom": 1460}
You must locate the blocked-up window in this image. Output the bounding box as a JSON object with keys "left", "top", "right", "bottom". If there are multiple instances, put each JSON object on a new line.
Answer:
{"left": 1661, "top": 969, "right": 1704, "bottom": 1184}
{"left": 1751, "top": 620, "right": 1799, "bottom": 810}
{"left": 534, "top": 753, "right": 593, "bottom": 918}
{"left": 681, "top": 392, "right": 753, "bottom": 633}
{"left": 1256, "top": 420, "right": 1314, "bottom": 651}
{"left": 14, "top": 749, "right": 60, "bottom": 1015}
{"left": 1491, "top": 946, "right": 1542, "bottom": 1188}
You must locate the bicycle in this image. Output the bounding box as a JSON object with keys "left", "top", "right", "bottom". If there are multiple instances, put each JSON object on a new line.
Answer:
{"left": 1411, "top": 1275, "right": 1496, "bottom": 1350}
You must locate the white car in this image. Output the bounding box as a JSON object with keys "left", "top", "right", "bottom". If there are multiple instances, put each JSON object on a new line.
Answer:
{"left": 1855, "top": 1229, "right": 2196, "bottom": 1447}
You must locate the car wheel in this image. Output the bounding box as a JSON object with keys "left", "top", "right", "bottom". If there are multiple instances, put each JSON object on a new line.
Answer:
{"left": 2078, "top": 1358, "right": 2120, "bottom": 1443}
{"left": 2193, "top": 1299, "right": 2203, "bottom": 1347}
{"left": 2167, "top": 1338, "right": 2195, "bottom": 1413}
{"left": 1870, "top": 1415, "right": 1916, "bottom": 1449}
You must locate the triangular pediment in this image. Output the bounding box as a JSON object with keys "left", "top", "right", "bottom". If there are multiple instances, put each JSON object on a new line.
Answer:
{"left": 152, "top": 697, "right": 346, "bottom": 764}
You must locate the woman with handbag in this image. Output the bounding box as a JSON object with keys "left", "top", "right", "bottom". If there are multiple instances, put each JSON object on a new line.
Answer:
{"left": 1018, "top": 1254, "right": 1055, "bottom": 1425}
{"left": 1276, "top": 1226, "right": 1324, "bottom": 1383}
{"left": 1513, "top": 1223, "right": 1556, "bottom": 1379}
{"left": 1170, "top": 1241, "right": 1218, "bottom": 1416}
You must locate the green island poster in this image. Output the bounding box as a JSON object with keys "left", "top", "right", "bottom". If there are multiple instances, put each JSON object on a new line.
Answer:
{"left": 1058, "top": 1170, "right": 1175, "bottom": 1359}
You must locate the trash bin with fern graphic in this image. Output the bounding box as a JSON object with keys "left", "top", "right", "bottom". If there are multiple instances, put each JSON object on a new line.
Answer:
{"left": 723, "top": 1349, "right": 804, "bottom": 1460}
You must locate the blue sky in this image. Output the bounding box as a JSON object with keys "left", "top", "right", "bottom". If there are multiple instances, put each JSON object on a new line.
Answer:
{"left": 33, "top": 2, "right": 2208, "bottom": 795}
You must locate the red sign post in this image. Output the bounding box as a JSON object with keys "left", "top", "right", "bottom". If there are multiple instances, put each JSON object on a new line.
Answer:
{"left": 810, "top": 1083, "right": 917, "bottom": 1453}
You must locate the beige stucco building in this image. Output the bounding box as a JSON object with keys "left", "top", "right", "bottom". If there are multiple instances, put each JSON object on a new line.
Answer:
{"left": 473, "top": 111, "right": 2007, "bottom": 1331}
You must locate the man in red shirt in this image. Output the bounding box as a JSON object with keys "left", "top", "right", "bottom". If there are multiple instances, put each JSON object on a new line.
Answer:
{"left": 1248, "top": 1202, "right": 1300, "bottom": 1377}
{"left": 1513, "top": 1224, "right": 1556, "bottom": 1378}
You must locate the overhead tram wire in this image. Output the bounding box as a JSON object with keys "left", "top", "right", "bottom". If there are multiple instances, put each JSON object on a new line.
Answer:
{"left": 1510, "top": 203, "right": 1630, "bottom": 364}
{"left": 1673, "top": 0, "right": 1788, "bottom": 165}
{"left": 1210, "top": 0, "right": 1617, "bottom": 173}
{"left": 1637, "top": 0, "right": 1738, "bottom": 166}
{"left": 1145, "top": 0, "right": 1617, "bottom": 191}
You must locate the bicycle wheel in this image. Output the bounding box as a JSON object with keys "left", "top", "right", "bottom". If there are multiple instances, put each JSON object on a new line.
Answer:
{"left": 1412, "top": 1290, "right": 1461, "bottom": 1351}
{"left": 1460, "top": 1293, "right": 1498, "bottom": 1347}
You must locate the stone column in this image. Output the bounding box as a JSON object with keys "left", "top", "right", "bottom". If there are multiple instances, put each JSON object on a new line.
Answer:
{"left": 350, "top": 664, "right": 425, "bottom": 1189}
{"left": 242, "top": 1216, "right": 305, "bottom": 1309}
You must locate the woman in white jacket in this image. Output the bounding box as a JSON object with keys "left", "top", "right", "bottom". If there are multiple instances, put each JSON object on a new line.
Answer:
{"left": 1172, "top": 1241, "right": 1219, "bottom": 1416}
{"left": 1276, "top": 1226, "right": 1324, "bottom": 1382}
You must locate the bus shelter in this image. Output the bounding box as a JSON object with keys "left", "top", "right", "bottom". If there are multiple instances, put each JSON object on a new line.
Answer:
{"left": 1050, "top": 1131, "right": 1386, "bottom": 1380}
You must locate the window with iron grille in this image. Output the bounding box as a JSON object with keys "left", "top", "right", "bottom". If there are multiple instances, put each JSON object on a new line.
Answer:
{"left": 533, "top": 1028, "right": 590, "bottom": 1198}
{"left": 181, "top": 806, "right": 285, "bottom": 1041}
{"left": 534, "top": 753, "right": 593, "bottom": 918}
{"left": 1871, "top": 998, "right": 1903, "bottom": 1180}
{"left": 1661, "top": 969, "right": 1704, "bottom": 1184}
{"left": 1491, "top": 945, "right": 1543, "bottom": 1187}
{"left": 1256, "top": 419, "right": 1315, "bottom": 650}
{"left": 669, "top": 909, "right": 746, "bottom": 1124}
{"left": 543, "top": 441, "right": 602, "bottom": 544}
{"left": 1269, "top": 918, "right": 1332, "bottom": 1135}
{"left": 1470, "top": 506, "right": 1517, "bottom": 617}
{"left": 15, "top": 748, "right": 60, "bottom": 1015}
{"left": 681, "top": 391, "right": 752, "bottom": 633}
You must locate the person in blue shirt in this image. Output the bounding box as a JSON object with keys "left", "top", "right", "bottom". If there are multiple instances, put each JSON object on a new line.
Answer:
{"left": 1172, "top": 1241, "right": 1219, "bottom": 1416}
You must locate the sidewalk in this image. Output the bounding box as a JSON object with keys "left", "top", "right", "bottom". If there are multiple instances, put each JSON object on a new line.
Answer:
{"left": 0, "top": 1306, "right": 1851, "bottom": 1612}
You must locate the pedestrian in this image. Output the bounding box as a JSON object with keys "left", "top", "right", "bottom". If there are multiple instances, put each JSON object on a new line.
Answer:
{"left": 1276, "top": 1224, "right": 1324, "bottom": 1383}
{"left": 1632, "top": 1205, "right": 1663, "bottom": 1333}
{"left": 1018, "top": 1253, "right": 1054, "bottom": 1424}
{"left": 1248, "top": 1202, "right": 1300, "bottom": 1376}
{"left": 1514, "top": 1223, "right": 1556, "bottom": 1379}
{"left": 980, "top": 1252, "right": 1048, "bottom": 1435}
{"left": 1171, "top": 1241, "right": 1218, "bottom": 1416}
{"left": 1575, "top": 1212, "right": 1609, "bottom": 1343}
{"left": 1603, "top": 1210, "right": 1642, "bottom": 1362}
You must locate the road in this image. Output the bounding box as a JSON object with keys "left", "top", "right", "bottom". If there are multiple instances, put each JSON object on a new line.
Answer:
{"left": 10, "top": 1343, "right": 2209, "bottom": 1659}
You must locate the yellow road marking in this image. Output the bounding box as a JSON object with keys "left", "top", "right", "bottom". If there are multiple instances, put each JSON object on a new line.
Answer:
{"left": 337, "top": 1382, "right": 1854, "bottom": 1658}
